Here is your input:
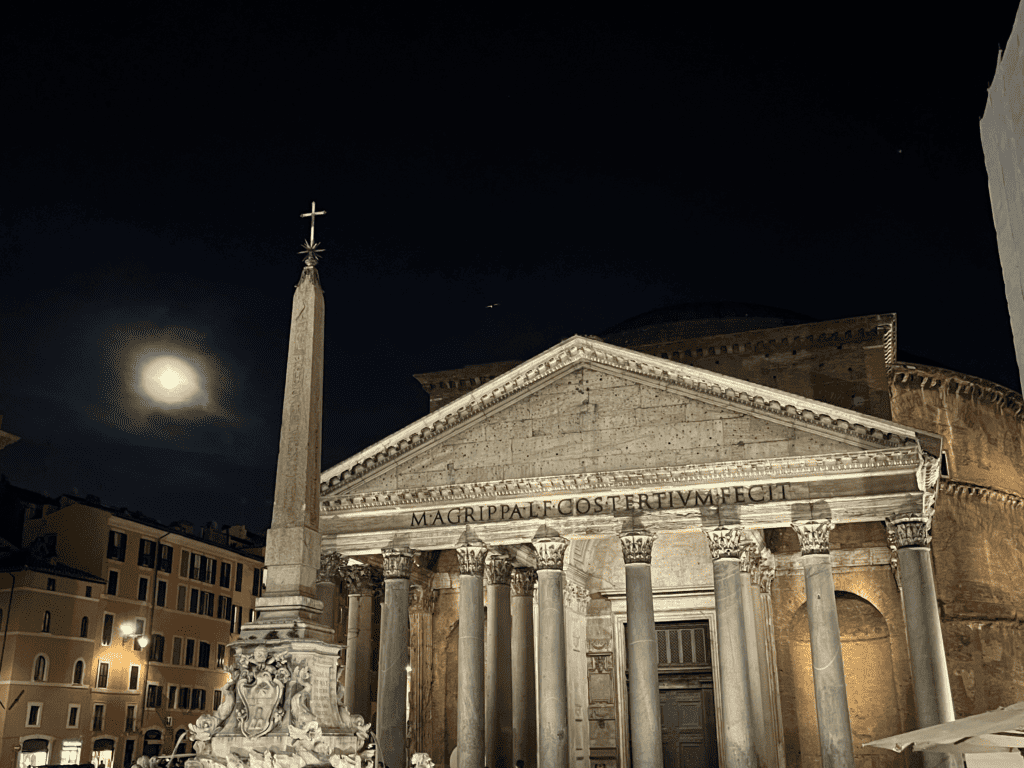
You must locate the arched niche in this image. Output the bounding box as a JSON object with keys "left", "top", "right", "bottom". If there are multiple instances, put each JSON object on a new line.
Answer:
{"left": 788, "top": 591, "right": 901, "bottom": 768}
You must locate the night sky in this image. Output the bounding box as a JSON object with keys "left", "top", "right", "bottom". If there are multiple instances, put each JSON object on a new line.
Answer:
{"left": 2, "top": 4, "right": 1022, "bottom": 533}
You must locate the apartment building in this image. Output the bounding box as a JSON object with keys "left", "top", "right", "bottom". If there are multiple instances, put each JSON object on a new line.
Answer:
{"left": 0, "top": 493, "right": 265, "bottom": 768}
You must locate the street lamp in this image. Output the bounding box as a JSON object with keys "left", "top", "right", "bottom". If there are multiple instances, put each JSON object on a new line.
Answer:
{"left": 120, "top": 620, "right": 149, "bottom": 648}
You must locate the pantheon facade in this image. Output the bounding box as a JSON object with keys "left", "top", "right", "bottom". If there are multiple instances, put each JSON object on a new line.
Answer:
{"left": 314, "top": 306, "right": 1024, "bottom": 768}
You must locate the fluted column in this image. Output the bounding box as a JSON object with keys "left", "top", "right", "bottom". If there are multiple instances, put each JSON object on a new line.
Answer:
{"left": 378, "top": 547, "right": 413, "bottom": 768}
{"left": 316, "top": 552, "right": 346, "bottom": 640}
{"left": 457, "top": 534, "right": 489, "bottom": 768}
{"left": 892, "top": 517, "right": 956, "bottom": 768}
{"left": 705, "top": 527, "right": 756, "bottom": 768}
{"left": 792, "top": 521, "right": 854, "bottom": 768}
{"left": 343, "top": 564, "right": 380, "bottom": 722}
{"left": 619, "top": 528, "right": 663, "bottom": 768}
{"left": 533, "top": 531, "right": 570, "bottom": 768}
{"left": 486, "top": 552, "right": 514, "bottom": 768}
{"left": 511, "top": 567, "right": 538, "bottom": 768}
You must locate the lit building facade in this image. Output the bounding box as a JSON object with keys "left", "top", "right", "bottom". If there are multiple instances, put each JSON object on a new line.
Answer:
{"left": 317, "top": 307, "right": 1024, "bottom": 768}
{"left": 0, "top": 498, "right": 265, "bottom": 768}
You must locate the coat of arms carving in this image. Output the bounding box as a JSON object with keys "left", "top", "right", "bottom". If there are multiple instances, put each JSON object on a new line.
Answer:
{"left": 235, "top": 646, "right": 291, "bottom": 738}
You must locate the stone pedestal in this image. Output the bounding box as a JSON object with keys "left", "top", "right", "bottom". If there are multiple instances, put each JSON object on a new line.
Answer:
{"left": 344, "top": 565, "right": 380, "bottom": 723}
{"left": 511, "top": 568, "right": 538, "bottom": 768}
{"left": 892, "top": 519, "right": 956, "bottom": 768}
{"left": 620, "top": 529, "right": 663, "bottom": 768}
{"left": 377, "top": 548, "right": 413, "bottom": 768}
{"left": 793, "top": 521, "right": 854, "bottom": 768}
{"left": 534, "top": 531, "right": 570, "bottom": 768}
{"left": 485, "top": 552, "right": 514, "bottom": 768}
{"left": 457, "top": 535, "right": 488, "bottom": 768}
{"left": 705, "top": 527, "right": 756, "bottom": 768}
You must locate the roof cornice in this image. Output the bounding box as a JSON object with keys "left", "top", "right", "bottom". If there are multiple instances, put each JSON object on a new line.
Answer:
{"left": 891, "top": 362, "right": 1024, "bottom": 416}
{"left": 322, "top": 335, "right": 919, "bottom": 495}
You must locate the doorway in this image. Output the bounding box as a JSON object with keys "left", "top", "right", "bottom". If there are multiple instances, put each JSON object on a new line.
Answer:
{"left": 656, "top": 621, "right": 717, "bottom": 768}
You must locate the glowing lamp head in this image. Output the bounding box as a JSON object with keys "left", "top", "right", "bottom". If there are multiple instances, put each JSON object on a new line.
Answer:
{"left": 120, "top": 620, "right": 136, "bottom": 635}
{"left": 136, "top": 636, "right": 149, "bottom": 648}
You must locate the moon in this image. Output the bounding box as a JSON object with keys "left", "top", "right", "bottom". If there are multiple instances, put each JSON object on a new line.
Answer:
{"left": 139, "top": 355, "right": 202, "bottom": 406}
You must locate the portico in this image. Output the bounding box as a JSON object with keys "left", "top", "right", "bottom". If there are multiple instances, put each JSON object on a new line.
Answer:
{"left": 319, "top": 335, "right": 955, "bottom": 768}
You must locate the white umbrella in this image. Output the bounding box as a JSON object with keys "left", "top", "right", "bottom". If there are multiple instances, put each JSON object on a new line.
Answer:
{"left": 865, "top": 701, "right": 1024, "bottom": 755}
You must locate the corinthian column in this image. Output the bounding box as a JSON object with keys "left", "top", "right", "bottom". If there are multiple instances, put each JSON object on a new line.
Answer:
{"left": 343, "top": 564, "right": 380, "bottom": 722}
{"left": 457, "top": 533, "right": 489, "bottom": 768}
{"left": 485, "top": 552, "right": 514, "bottom": 768}
{"left": 705, "top": 527, "right": 756, "bottom": 768}
{"left": 792, "top": 520, "right": 854, "bottom": 768}
{"left": 316, "top": 552, "right": 346, "bottom": 640}
{"left": 511, "top": 567, "right": 538, "bottom": 768}
{"left": 619, "top": 528, "right": 663, "bottom": 768}
{"left": 891, "top": 517, "right": 956, "bottom": 768}
{"left": 533, "top": 530, "right": 570, "bottom": 768}
{"left": 377, "top": 547, "right": 413, "bottom": 768}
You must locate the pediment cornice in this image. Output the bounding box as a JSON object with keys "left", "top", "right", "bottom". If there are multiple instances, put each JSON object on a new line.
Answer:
{"left": 320, "top": 335, "right": 919, "bottom": 495}
{"left": 321, "top": 447, "right": 920, "bottom": 512}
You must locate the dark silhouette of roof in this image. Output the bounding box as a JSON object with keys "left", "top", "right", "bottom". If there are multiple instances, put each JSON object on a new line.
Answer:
{"left": 601, "top": 301, "right": 817, "bottom": 343}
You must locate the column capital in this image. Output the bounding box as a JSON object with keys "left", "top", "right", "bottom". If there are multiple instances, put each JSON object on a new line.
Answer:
{"left": 409, "top": 583, "right": 436, "bottom": 614}
{"left": 754, "top": 551, "right": 777, "bottom": 594}
{"left": 510, "top": 567, "right": 537, "bottom": 597}
{"left": 890, "top": 517, "right": 932, "bottom": 548}
{"left": 532, "top": 533, "right": 569, "bottom": 571}
{"left": 485, "top": 552, "right": 513, "bottom": 585}
{"left": 457, "top": 544, "right": 489, "bottom": 576}
{"left": 381, "top": 547, "right": 415, "bottom": 580}
{"left": 792, "top": 520, "right": 834, "bottom": 555}
{"left": 619, "top": 528, "right": 656, "bottom": 565}
{"left": 317, "top": 551, "right": 347, "bottom": 583}
{"left": 564, "top": 583, "right": 590, "bottom": 614}
{"left": 739, "top": 542, "right": 760, "bottom": 574}
{"left": 342, "top": 564, "right": 382, "bottom": 596}
{"left": 704, "top": 526, "right": 747, "bottom": 560}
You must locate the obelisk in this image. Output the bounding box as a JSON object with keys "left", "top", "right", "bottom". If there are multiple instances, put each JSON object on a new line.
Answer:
{"left": 208, "top": 204, "right": 357, "bottom": 759}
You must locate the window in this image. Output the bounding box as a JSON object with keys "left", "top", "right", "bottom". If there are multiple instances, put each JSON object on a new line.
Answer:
{"left": 92, "top": 704, "right": 104, "bottom": 731}
{"left": 67, "top": 707, "right": 81, "bottom": 729}
{"left": 138, "top": 539, "right": 155, "bottom": 567}
{"left": 73, "top": 660, "right": 84, "bottom": 685}
{"left": 190, "top": 689, "right": 206, "bottom": 711}
{"left": 96, "top": 661, "right": 109, "bottom": 688}
{"left": 125, "top": 704, "right": 136, "bottom": 731}
{"left": 106, "top": 570, "right": 118, "bottom": 596}
{"left": 42, "top": 611, "right": 50, "bottom": 633}
{"left": 61, "top": 739, "right": 82, "bottom": 763}
{"left": 167, "top": 686, "right": 177, "bottom": 709}
{"left": 213, "top": 690, "right": 222, "bottom": 710}
{"left": 217, "top": 595, "right": 233, "bottom": 620}
{"left": 231, "top": 605, "right": 242, "bottom": 634}
{"left": 216, "top": 644, "right": 226, "bottom": 670}
{"left": 85, "top": 586, "right": 92, "bottom": 597}
{"left": 198, "top": 642, "right": 210, "bottom": 668}
{"left": 137, "top": 577, "right": 148, "bottom": 602}
{"left": 80, "top": 616, "right": 89, "bottom": 638}
{"left": 146, "top": 684, "right": 162, "bottom": 708}
{"left": 189, "top": 588, "right": 199, "bottom": 613}
{"left": 156, "top": 580, "right": 167, "bottom": 607}
{"left": 177, "top": 687, "right": 190, "bottom": 710}
{"left": 129, "top": 665, "right": 140, "bottom": 690}
{"left": 107, "top": 531, "right": 127, "bottom": 561}
{"left": 149, "top": 634, "right": 165, "bottom": 663}
{"left": 235, "top": 562, "right": 243, "bottom": 592}
{"left": 33, "top": 655, "right": 47, "bottom": 682}
{"left": 21, "top": 738, "right": 48, "bottom": 766}
{"left": 179, "top": 549, "right": 189, "bottom": 578}
{"left": 101, "top": 613, "right": 114, "bottom": 646}
{"left": 207, "top": 558, "right": 217, "bottom": 585}
{"left": 171, "top": 637, "right": 182, "bottom": 665}
{"left": 220, "top": 562, "right": 231, "bottom": 588}
{"left": 158, "top": 544, "right": 173, "bottom": 573}
{"left": 252, "top": 568, "right": 261, "bottom": 596}
{"left": 185, "top": 639, "right": 195, "bottom": 666}
{"left": 190, "top": 553, "right": 201, "bottom": 580}
{"left": 27, "top": 703, "right": 42, "bottom": 727}
{"left": 132, "top": 618, "right": 146, "bottom": 651}
{"left": 176, "top": 585, "right": 186, "bottom": 612}
{"left": 46, "top": 578, "right": 56, "bottom": 591}
{"left": 198, "top": 591, "right": 214, "bottom": 616}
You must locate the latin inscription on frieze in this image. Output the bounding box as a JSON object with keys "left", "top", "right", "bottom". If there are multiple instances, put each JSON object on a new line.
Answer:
{"left": 409, "top": 483, "right": 790, "bottom": 528}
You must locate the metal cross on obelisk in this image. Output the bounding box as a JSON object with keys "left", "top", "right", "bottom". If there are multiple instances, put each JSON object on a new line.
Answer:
{"left": 299, "top": 201, "right": 326, "bottom": 266}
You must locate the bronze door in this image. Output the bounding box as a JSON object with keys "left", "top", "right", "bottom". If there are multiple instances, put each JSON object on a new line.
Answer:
{"left": 660, "top": 685, "right": 717, "bottom": 768}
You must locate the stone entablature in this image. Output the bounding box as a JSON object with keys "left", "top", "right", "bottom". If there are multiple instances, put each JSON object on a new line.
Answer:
{"left": 320, "top": 336, "right": 920, "bottom": 494}
{"left": 774, "top": 545, "right": 893, "bottom": 574}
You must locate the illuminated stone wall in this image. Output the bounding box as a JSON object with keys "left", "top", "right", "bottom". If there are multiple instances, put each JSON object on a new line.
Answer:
{"left": 891, "top": 364, "right": 1024, "bottom": 716}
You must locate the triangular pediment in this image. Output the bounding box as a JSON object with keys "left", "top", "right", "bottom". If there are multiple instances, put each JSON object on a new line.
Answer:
{"left": 321, "top": 335, "right": 919, "bottom": 502}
